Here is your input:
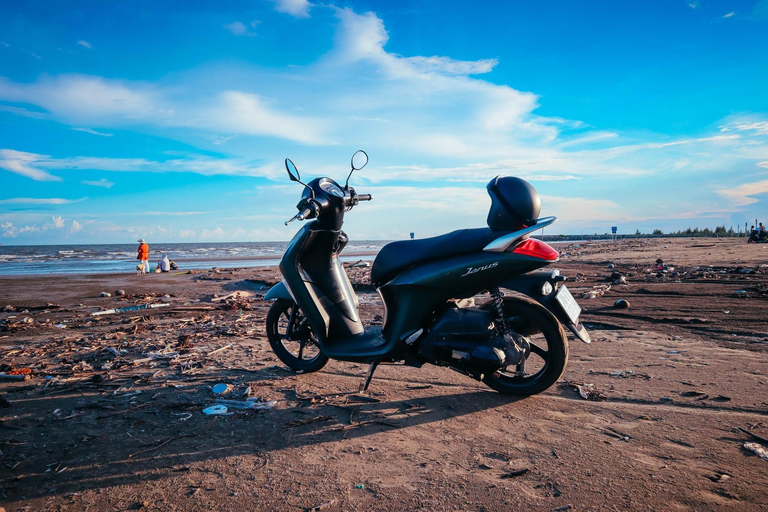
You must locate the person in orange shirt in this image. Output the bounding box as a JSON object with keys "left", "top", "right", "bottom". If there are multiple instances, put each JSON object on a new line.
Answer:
{"left": 137, "top": 239, "right": 149, "bottom": 274}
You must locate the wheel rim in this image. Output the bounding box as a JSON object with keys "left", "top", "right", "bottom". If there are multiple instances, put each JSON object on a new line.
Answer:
{"left": 275, "top": 303, "right": 322, "bottom": 363}
{"left": 494, "top": 331, "right": 551, "bottom": 382}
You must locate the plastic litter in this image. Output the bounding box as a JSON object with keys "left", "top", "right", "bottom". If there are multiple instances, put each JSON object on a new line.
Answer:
{"left": 92, "top": 303, "right": 171, "bottom": 316}
{"left": 613, "top": 299, "right": 630, "bottom": 309}
{"left": 99, "top": 292, "right": 112, "bottom": 297}
{"left": 743, "top": 442, "right": 768, "bottom": 461}
{"left": 202, "top": 405, "right": 231, "bottom": 415}
{"left": 212, "top": 383, "right": 232, "bottom": 394}
{"left": 213, "top": 398, "right": 277, "bottom": 411}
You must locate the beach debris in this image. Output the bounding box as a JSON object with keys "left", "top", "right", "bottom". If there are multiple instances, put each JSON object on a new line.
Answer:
{"left": 667, "top": 438, "right": 694, "bottom": 448}
{"left": 211, "top": 291, "right": 249, "bottom": 302}
{"left": 606, "top": 263, "right": 614, "bottom": 268}
{"left": 602, "top": 426, "right": 631, "bottom": 442}
{"left": 736, "top": 427, "right": 768, "bottom": 446}
{"left": 743, "top": 442, "right": 768, "bottom": 461}
{"left": 284, "top": 415, "right": 333, "bottom": 428}
{"left": 594, "top": 369, "right": 651, "bottom": 380}
{"left": 0, "top": 372, "right": 30, "bottom": 381}
{"left": 208, "top": 343, "right": 233, "bottom": 356}
{"left": 115, "top": 290, "right": 126, "bottom": 296}
{"left": 212, "top": 383, "right": 232, "bottom": 395}
{"left": 581, "top": 284, "right": 611, "bottom": 299}
{"left": 353, "top": 261, "right": 370, "bottom": 267}
{"left": 202, "top": 405, "right": 230, "bottom": 415}
{"left": 99, "top": 292, "right": 112, "bottom": 297}
{"left": 306, "top": 500, "right": 336, "bottom": 512}
{"left": 613, "top": 275, "right": 628, "bottom": 285}
{"left": 214, "top": 398, "right": 277, "bottom": 411}
{"left": 613, "top": 299, "right": 630, "bottom": 309}
{"left": 2, "top": 305, "right": 15, "bottom": 312}
{"left": 92, "top": 303, "right": 171, "bottom": 316}
{"left": 560, "top": 381, "right": 607, "bottom": 401}
{"left": 668, "top": 349, "right": 689, "bottom": 354}
{"left": 707, "top": 471, "right": 731, "bottom": 483}
{"left": 577, "top": 383, "right": 607, "bottom": 400}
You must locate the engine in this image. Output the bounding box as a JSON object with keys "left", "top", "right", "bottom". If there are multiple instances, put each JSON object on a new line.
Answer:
{"left": 417, "top": 305, "right": 529, "bottom": 377}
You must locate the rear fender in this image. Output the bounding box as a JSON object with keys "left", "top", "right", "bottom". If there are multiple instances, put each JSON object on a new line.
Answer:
{"left": 500, "top": 270, "right": 591, "bottom": 344}
{"left": 264, "top": 280, "right": 294, "bottom": 301}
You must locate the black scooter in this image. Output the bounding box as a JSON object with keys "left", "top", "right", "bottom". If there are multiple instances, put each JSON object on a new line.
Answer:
{"left": 265, "top": 151, "right": 591, "bottom": 396}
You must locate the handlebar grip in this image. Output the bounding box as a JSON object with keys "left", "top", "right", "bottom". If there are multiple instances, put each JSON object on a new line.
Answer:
{"left": 296, "top": 207, "right": 313, "bottom": 220}
{"left": 357, "top": 194, "right": 373, "bottom": 201}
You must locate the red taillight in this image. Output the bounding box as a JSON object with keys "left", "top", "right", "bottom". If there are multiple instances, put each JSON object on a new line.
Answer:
{"left": 512, "top": 238, "right": 559, "bottom": 260}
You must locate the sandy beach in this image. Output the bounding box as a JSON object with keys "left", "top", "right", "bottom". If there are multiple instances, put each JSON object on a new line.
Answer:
{"left": 1, "top": 237, "right": 767, "bottom": 511}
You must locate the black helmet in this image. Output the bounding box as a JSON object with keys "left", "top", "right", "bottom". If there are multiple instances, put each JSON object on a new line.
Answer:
{"left": 486, "top": 176, "right": 541, "bottom": 231}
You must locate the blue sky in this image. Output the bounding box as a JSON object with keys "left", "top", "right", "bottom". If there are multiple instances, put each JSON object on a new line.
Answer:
{"left": 1, "top": 0, "right": 767, "bottom": 244}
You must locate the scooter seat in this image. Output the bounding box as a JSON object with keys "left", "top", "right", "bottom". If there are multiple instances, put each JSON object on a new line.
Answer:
{"left": 371, "top": 228, "right": 510, "bottom": 286}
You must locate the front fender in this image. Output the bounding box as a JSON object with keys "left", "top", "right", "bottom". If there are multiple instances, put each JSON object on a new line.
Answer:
{"left": 500, "top": 270, "right": 591, "bottom": 344}
{"left": 264, "top": 280, "right": 294, "bottom": 301}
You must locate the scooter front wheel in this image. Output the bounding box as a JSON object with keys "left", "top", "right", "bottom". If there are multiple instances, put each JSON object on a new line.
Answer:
{"left": 482, "top": 297, "right": 568, "bottom": 396}
{"left": 266, "top": 299, "right": 329, "bottom": 373}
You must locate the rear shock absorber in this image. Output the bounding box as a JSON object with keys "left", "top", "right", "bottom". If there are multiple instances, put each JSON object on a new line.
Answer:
{"left": 489, "top": 287, "right": 509, "bottom": 335}
{"left": 489, "top": 287, "right": 528, "bottom": 366}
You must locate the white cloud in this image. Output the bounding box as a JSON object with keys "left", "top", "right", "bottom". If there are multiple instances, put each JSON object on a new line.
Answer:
{"left": 202, "top": 91, "right": 326, "bottom": 144}
{"left": 77, "top": 40, "right": 92, "bottom": 49}
{"left": 81, "top": 178, "right": 114, "bottom": 188}
{"left": 268, "top": 0, "right": 312, "bottom": 18}
{"left": 200, "top": 227, "right": 226, "bottom": 239}
{"left": 72, "top": 127, "right": 113, "bottom": 137}
{"left": 0, "top": 75, "right": 325, "bottom": 144}
{"left": 722, "top": 11, "right": 735, "bottom": 18}
{"left": 70, "top": 220, "right": 83, "bottom": 234}
{"left": 0, "top": 75, "right": 161, "bottom": 123}
{"left": 721, "top": 119, "right": 768, "bottom": 135}
{"left": 404, "top": 56, "right": 498, "bottom": 76}
{"left": 224, "top": 21, "right": 259, "bottom": 36}
{"left": 224, "top": 21, "right": 247, "bottom": 35}
{"left": 1, "top": 149, "right": 283, "bottom": 179}
{"left": 0, "top": 149, "right": 61, "bottom": 182}
{"left": 179, "top": 229, "right": 196, "bottom": 238}
{"left": 52, "top": 216, "right": 65, "bottom": 228}
{"left": 718, "top": 179, "right": 768, "bottom": 207}
{"left": 0, "top": 197, "right": 83, "bottom": 204}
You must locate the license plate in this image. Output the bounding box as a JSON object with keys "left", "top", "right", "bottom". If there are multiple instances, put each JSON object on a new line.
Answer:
{"left": 555, "top": 285, "right": 581, "bottom": 324}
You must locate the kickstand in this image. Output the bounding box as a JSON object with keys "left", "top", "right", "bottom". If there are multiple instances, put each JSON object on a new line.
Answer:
{"left": 359, "top": 361, "right": 379, "bottom": 392}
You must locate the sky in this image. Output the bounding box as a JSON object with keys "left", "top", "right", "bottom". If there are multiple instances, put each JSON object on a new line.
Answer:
{"left": 1, "top": 0, "right": 768, "bottom": 244}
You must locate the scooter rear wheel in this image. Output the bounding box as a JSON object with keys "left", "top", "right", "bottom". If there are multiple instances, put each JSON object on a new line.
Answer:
{"left": 482, "top": 297, "right": 568, "bottom": 396}
{"left": 266, "top": 299, "right": 328, "bottom": 373}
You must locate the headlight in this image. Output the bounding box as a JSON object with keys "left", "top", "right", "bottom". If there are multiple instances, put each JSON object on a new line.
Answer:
{"left": 541, "top": 281, "right": 553, "bottom": 296}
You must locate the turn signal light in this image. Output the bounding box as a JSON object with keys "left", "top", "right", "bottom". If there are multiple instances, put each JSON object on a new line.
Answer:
{"left": 512, "top": 239, "right": 560, "bottom": 261}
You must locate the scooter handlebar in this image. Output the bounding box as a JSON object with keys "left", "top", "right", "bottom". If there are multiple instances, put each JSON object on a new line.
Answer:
{"left": 357, "top": 194, "right": 373, "bottom": 202}
{"left": 285, "top": 204, "right": 315, "bottom": 225}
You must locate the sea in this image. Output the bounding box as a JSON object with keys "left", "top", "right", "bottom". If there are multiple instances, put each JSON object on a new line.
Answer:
{"left": 0, "top": 241, "right": 391, "bottom": 276}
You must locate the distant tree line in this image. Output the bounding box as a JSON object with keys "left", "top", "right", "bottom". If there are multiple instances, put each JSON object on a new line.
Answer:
{"left": 635, "top": 225, "right": 737, "bottom": 236}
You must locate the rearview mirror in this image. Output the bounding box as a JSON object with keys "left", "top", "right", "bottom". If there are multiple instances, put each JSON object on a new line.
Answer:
{"left": 351, "top": 150, "right": 368, "bottom": 171}
{"left": 285, "top": 158, "right": 300, "bottom": 182}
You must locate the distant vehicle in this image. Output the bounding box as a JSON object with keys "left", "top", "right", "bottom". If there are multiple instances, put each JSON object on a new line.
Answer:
{"left": 748, "top": 230, "right": 767, "bottom": 243}
{"left": 264, "top": 151, "right": 590, "bottom": 396}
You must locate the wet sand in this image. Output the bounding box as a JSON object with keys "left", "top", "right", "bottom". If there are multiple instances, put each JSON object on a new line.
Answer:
{"left": 1, "top": 237, "right": 767, "bottom": 511}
